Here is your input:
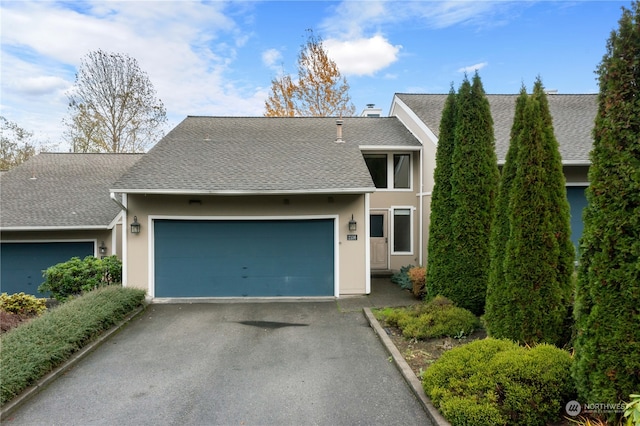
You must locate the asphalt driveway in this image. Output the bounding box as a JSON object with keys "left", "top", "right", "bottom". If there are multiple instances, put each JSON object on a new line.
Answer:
{"left": 3, "top": 301, "right": 432, "bottom": 425}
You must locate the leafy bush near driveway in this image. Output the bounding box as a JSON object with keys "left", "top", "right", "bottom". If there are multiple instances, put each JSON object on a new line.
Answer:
{"left": 0, "top": 286, "right": 146, "bottom": 405}
{"left": 422, "top": 338, "right": 575, "bottom": 426}
{"left": 39, "top": 255, "right": 122, "bottom": 301}
{"left": 376, "top": 296, "right": 480, "bottom": 339}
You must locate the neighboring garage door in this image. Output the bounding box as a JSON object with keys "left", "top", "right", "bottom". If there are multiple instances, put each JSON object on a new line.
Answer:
{"left": 0, "top": 241, "right": 94, "bottom": 296}
{"left": 154, "top": 219, "right": 335, "bottom": 297}
{"left": 567, "top": 186, "right": 588, "bottom": 252}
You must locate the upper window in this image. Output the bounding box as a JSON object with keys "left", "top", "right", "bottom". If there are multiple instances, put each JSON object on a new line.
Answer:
{"left": 363, "top": 153, "right": 411, "bottom": 190}
{"left": 363, "top": 154, "right": 387, "bottom": 188}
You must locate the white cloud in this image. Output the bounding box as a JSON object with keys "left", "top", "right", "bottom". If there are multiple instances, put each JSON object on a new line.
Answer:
{"left": 324, "top": 35, "right": 401, "bottom": 77}
{"left": 0, "top": 1, "right": 262, "bottom": 149}
{"left": 457, "top": 62, "right": 488, "bottom": 73}
{"left": 11, "top": 76, "right": 69, "bottom": 96}
{"left": 321, "top": 0, "right": 517, "bottom": 38}
{"left": 262, "top": 48, "right": 282, "bottom": 69}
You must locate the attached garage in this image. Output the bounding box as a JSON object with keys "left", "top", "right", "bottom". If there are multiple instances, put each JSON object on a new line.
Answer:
{"left": 153, "top": 219, "right": 336, "bottom": 298}
{"left": 0, "top": 241, "right": 95, "bottom": 296}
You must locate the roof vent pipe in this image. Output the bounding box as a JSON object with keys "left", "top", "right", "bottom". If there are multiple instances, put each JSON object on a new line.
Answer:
{"left": 335, "top": 119, "right": 344, "bottom": 143}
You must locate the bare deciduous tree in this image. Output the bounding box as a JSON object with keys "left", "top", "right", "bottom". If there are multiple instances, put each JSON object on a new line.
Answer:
{"left": 264, "top": 30, "right": 356, "bottom": 117}
{"left": 65, "top": 50, "right": 167, "bottom": 153}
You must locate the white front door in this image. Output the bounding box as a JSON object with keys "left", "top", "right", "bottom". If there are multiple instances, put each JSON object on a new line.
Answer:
{"left": 370, "top": 212, "right": 388, "bottom": 270}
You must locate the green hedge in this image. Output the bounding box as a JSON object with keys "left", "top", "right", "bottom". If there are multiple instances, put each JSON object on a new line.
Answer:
{"left": 0, "top": 286, "right": 146, "bottom": 405}
{"left": 423, "top": 338, "right": 575, "bottom": 426}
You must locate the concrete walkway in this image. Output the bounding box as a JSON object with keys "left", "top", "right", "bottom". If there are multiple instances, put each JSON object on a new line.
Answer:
{"left": 2, "top": 281, "right": 431, "bottom": 426}
{"left": 337, "top": 277, "right": 419, "bottom": 312}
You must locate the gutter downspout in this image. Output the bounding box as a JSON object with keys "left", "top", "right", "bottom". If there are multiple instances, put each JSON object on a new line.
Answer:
{"left": 418, "top": 148, "right": 424, "bottom": 266}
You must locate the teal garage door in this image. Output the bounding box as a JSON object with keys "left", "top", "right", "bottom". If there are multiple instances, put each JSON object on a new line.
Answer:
{"left": 0, "top": 241, "right": 94, "bottom": 296}
{"left": 567, "top": 186, "right": 588, "bottom": 252}
{"left": 154, "top": 219, "right": 334, "bottom": 297}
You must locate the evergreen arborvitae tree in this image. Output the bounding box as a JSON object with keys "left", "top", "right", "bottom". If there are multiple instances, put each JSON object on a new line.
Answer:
{"left": 484, "top": 85, "right": 528, "bottom": 338}
{"left": 572, "top": 2, "right": 640, "bottom": 406}
{"left": 448, "top": 73, "right": 499, "bottom": 315}
{"left": 500, "top": 79, "right": 574, "bottom": 346}
{"left": 425, "top": 87, "right": 457, "bottom": 299}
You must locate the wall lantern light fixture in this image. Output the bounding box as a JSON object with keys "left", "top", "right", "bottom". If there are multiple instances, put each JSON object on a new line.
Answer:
{"left": 130, "top": 216, "right": 141, "bottom": 234}
{"left": 348, "top": 214, "right": 357, "bottom": 232}
{"left": 99, "top": 241, "right": 107, "bottom": 255}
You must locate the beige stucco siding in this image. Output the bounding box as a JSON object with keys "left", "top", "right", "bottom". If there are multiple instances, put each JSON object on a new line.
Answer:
{"left": 123, "top": 193, "right": 369, "bottom": 297}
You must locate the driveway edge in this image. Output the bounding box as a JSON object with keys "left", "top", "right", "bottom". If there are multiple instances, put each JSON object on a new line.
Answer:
{"left": 363, "top": 307, "right": 450, "bottom": 426}
{"left": 0, "top": 304, "right": 148, "bottom": 421}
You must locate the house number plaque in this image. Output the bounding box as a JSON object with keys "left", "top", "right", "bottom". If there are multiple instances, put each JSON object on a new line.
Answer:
{"left": 347, "top": 234, "right": 357, "bottom": 241}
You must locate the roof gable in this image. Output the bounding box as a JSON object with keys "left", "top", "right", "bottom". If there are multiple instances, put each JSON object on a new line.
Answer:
{"left": 396, "top": 93, "right": 597, "bottom": 163}
{"left": 112, "top": 117, "right": 419, "bottom": 194}
{"left": 1, "top": 153, "right": 143, "bottom": 229}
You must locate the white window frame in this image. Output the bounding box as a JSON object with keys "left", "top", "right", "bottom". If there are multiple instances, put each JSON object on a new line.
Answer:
{"left": 362, "top": 152, "right": 413, "bottom": 192}
{"left": 391, "top": 206, "right": 414, "bottom": 255}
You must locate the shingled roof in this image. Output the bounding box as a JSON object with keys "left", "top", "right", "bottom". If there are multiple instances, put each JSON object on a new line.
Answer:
{"left": 395, "top": 93, "right": 597, "bottom": 164}
{"left": 1, "top": 153, "right": 143, "bottom": 229}
{"left": 112, "top": 116, "right": 419, "bottom": 194}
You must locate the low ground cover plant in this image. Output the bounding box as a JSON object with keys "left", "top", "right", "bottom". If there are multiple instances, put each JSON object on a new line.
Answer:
{"left": 375, "top": 295, "right": 479, "bottom": 339}
{"left": 422, "top": 338, "right": 574, "bottom": 426}
{"left": 0, "top": 286, "right": 146, "bottom": 405}
{"left": 39, "top": 255, "right": 122, "bottom": 301}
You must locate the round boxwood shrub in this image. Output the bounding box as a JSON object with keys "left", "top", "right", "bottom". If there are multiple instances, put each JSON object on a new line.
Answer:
{"left": 423, "top": 338, "right": 575, "bottom": 426}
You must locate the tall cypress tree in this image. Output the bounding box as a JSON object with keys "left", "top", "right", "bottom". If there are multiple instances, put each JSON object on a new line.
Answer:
{"left": 572, "top": 2, "right": 640, "bottom": 406}
{"left": 500, "top": 79, "right": 574, "bottom": 346}
{"left": 425, "top": 86, "right": 457, "bottom": 299}
{"left": 484, "top": 85, "right": 528, "bottom": 338}
{"left": 449, "top": 73, "right": 499, "bottom": 315}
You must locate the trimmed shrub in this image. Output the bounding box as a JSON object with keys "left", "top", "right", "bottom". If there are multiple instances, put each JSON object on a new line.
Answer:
{"left": 0, "top": 292, "right": 46, "bottom": 316}
{"left": 390, "top": 264, "right": 414, "bottom": 291}
{"left": 423, "top": 338, "right": 575, "bottom": 426}
{"left": 0, "top": 286, "right": 146, "bottom": 404}
{"left": 39, "top": 255, "right": 123, "bottom": 301}
{"left": 572, "top": 1, "right": 640, "bottom": 410}
{"left": 375, "top": 296, "right": 480, "bottom": 339}
{"left": 407, "top": 266, "right": 426, "bottom": 298}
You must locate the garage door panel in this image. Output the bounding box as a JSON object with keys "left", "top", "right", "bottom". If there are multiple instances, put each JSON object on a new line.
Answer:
{"left": 0, "top": 242, "right": 95, "bottom": 296}
{"left": 154, "top": 219, "right": 334, "bottom": 297}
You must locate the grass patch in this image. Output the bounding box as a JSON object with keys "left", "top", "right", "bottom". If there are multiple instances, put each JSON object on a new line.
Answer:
{"left": 0, "top": 286, "right": 146, "bottom": 405}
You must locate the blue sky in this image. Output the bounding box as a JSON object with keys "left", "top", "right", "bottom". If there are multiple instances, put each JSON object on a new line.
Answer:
{"left": 0, "top": 0, "right": 629, "bottom": 150}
